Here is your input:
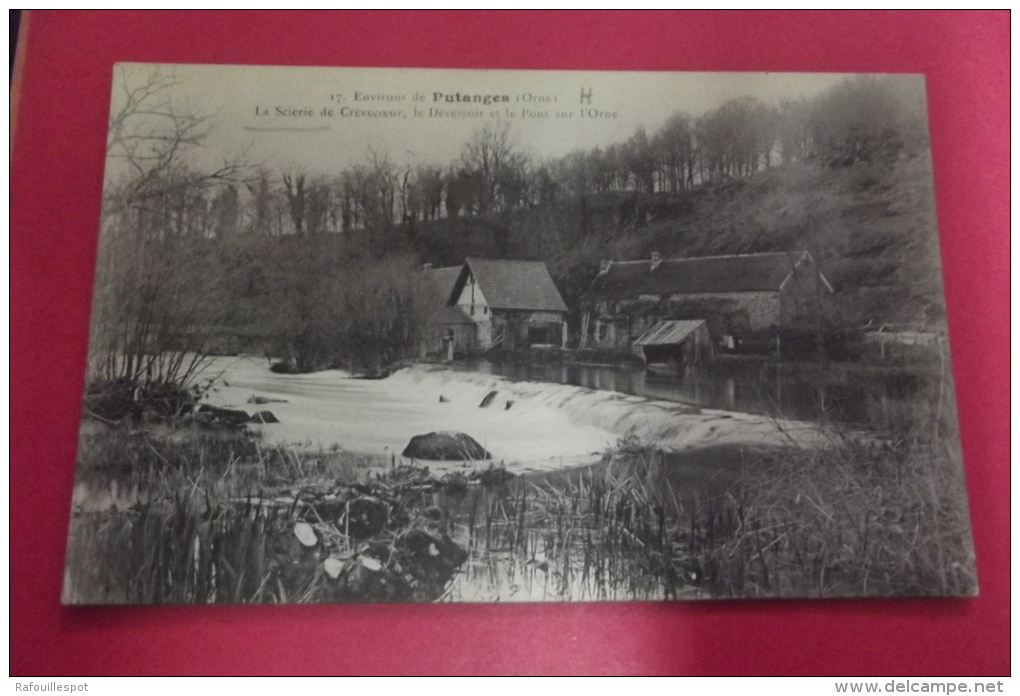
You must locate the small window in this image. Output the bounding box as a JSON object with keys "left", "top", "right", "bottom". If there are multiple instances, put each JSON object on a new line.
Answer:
{"left": 483, "top": 306, "right": 488, "bottom": 315}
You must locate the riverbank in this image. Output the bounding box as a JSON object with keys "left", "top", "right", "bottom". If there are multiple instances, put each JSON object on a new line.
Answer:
{"left": 65, "top": 357, "right": 974, "bottom": 602}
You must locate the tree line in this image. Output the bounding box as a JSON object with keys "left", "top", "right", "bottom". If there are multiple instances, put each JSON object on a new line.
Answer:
{"left": 87, "top": 69, "right": 930, "bottom": 395}
{"left": 103, "top": 75, "right": 928, "bottom": 246}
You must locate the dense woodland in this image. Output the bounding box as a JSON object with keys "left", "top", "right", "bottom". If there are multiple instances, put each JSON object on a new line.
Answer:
{"left": 90, "top": 72, "right": 942, "bottom": 384}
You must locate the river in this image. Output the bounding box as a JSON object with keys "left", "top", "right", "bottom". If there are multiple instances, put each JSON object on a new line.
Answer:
{"left": 457, "top": 358, "right": 930, "bottom": 430}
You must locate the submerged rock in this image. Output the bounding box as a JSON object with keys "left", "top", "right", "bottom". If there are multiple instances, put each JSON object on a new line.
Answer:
{"left": 401, "top": 431, "right": 492, "bottom": 461}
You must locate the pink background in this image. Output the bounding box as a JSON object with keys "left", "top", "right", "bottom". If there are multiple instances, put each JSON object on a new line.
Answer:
{"left": 10, "top": 11, "right": 1009, "bottom": 675}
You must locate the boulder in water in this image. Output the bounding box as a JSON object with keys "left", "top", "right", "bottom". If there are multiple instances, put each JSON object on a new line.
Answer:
{"left": 439, "top": 395, "right": 450, "bottom": 403}
{"left": 197, "top": 404, "right": 251, "bottom": 427}
{"left": 401, "top": 431, "right": 491, "bottom": 461}
{"left": 479, "top": 390, "right": 498, "bottom": 408}
{"left": 248, "top": 410, "right": 280, "bottom": 424}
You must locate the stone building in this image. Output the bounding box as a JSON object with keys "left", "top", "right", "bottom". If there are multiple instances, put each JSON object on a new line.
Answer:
{"left": 580, "top": 251, "right": 833, "bottom": 352}
{"left": 440, "top": 257, "right": 569, "bottom": 352}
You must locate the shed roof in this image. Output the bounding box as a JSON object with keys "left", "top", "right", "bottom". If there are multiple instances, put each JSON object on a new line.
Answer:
{"left": 453, "top": 258, "right": 568, "bottom": 313}
{"left": 585, "top": 252, "right": 822, "bottom": 300}
{"left": 633, "top": 320, "right": 707, "bottom": 347}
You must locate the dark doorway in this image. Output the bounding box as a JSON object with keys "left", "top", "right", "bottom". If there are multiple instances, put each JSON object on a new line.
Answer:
{"left": 527, "top": 325, "right": 551, "bottom": 346}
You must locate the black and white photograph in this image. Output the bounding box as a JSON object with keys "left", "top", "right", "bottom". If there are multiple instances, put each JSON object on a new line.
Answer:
{"left": 63, "top": 63, "right": 976, "bottom": 604}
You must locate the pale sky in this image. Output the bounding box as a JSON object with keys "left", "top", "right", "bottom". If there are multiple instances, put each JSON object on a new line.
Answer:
{"left": 108, "top": 63, "right": 923, "bottom": 179}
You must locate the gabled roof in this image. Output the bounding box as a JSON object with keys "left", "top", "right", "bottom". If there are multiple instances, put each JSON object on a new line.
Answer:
{"left": 584, "top": 252, "right": 829, "bottom": 300}
{"left": 633, "top": 320, "right": 707, "bottom": 347}
{"left": 424, "top": 266, "right": 463, "bottom": 301}
{"left": 452, "top": 258, "right": 568, "bottom": 313}
{"left": 423, "top": 269, "right": 473, "bottom": 326}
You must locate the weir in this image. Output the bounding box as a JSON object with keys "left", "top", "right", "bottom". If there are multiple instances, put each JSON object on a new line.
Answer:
{"left": 202, "top": 357, "right": 830, "bottom": 474}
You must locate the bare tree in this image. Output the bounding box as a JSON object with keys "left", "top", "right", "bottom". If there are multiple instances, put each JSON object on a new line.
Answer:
{"left": 282, "top": 171, "right": 307, "bottom": 236}
{"left": 460, "top": 121, "right": 529, "bottom": 213}
{"left": 87, "top": 66, "right": 247, "bottom": 414}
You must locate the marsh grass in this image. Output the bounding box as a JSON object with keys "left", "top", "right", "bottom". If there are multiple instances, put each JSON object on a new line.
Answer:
{"left": 662, "top": 349, "right": 978, "bottom": 598}
{"left": 685, "top": 437, "right": 975, "bottom": 597}
{"left": 73, "top": 421, "right": 372, "bottom": 501}
{"left": 64, "top": 423, "right": 378, "bottom": 604}
{"left": 444, "top": 371, "right": 975, "bottom": 601}
{"left": 442, "top": 453, "right": 702, "bottom": 602}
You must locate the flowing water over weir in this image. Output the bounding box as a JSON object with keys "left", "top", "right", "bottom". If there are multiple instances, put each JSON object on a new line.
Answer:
{"left": 184, "top": 357, "right": 834, "bottom": 474}
{"left": 458, "top": 358, "right": 929, "bottom": 430}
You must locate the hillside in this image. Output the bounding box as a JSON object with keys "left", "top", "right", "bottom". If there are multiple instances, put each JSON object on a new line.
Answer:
{"left": 409, "top": 151, "right": 946, "bottom": 331}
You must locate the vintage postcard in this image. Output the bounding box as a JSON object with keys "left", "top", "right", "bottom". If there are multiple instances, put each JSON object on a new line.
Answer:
{"left": 63, "top": 64, "right": 975, "bottom": 604}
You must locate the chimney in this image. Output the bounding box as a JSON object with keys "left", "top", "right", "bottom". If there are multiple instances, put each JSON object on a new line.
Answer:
{"left": 599, "top": 259, "right": 613, "bottom": 273}
{"left": 422, "top": 262, "right": 433, "bottom": 271}
{"left": 650, "top": 251, "right": 662, "bottom": 271}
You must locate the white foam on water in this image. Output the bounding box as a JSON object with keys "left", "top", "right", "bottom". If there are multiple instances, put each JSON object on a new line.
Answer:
{"left": 201, "top": 357, "right": 827, "bottom": 474}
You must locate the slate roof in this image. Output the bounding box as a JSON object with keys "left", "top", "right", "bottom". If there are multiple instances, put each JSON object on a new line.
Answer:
{"left": 424, "top": 266, "right": 463, "bottom": 300}
{"left": 423, "top": 267, "right": 475, "bottom": 326}
{"left": 633, "top": 320, "right": 707, "bottom": 347}
{"left": 438, "top": 305, "right": 474, "bottom": 325}
{"left": 453, "top": 258, "right": 568, "bottom": 313}
{"left": 584, "top": 252, "right": 819, "bottom": 300}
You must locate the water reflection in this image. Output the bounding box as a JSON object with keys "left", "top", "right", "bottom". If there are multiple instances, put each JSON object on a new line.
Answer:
{"left": 459, "top": 359, "right": 928, "bottom": 428}
{"left": 436, "top": 472, "right": 705, "bottom": 603}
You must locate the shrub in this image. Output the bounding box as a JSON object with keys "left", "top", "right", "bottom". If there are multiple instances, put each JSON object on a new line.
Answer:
{"left": 83, "top": 378, "right": 201, "bottom": 422}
